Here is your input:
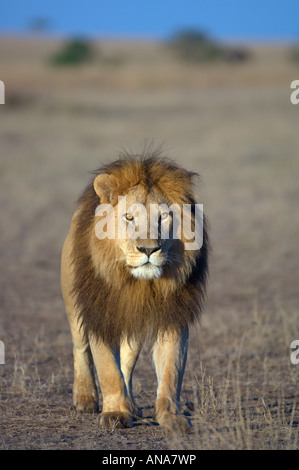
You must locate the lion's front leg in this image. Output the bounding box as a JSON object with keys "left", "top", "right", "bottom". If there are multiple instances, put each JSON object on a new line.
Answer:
{"left": 89, "top": 337, "right": 133, "bottom": 429}
{"left": 152, "top": 328, "right": 191, "bottom": 434}
{"left": 120, "top": 339, "right": 142, "bottom": 418}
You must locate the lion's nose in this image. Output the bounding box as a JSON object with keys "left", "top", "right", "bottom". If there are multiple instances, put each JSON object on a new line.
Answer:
{"left": 136, "top": 246, "right": 161, "bottom": 258}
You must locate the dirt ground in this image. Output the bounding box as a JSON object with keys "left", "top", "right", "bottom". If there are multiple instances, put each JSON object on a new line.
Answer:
{"left": 0, "top": 38, "right": 298, "bottom": 450}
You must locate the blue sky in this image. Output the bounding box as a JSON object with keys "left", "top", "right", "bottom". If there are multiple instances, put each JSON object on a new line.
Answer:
{"left": 0, "top": 0, "right": 299, "bottom": 41}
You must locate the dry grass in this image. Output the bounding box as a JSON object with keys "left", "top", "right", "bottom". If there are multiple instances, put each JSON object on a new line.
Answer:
{"left": 0, "top": 37, "right": 298, "bottom": 450}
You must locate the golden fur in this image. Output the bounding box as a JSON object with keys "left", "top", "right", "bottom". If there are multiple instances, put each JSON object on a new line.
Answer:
{"left": 61, "top": 150, "right": 209, "bottom": 432}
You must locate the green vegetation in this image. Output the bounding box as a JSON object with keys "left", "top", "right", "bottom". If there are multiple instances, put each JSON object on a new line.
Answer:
{"left": 168, "top": 29, "right": 250, "bottom": 63}
{"left": 50, "top": 39, "right": 95, "bottom": 66}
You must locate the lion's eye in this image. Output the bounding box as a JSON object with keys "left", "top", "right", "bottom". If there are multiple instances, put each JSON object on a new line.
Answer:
{"left": 161, "top": 212, "right": 169, "bottom": 220}
{"left": 125, "top": 213, "right": 134, "bottom": 221}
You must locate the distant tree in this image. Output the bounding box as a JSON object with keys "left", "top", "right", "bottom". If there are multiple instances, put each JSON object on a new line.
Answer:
{"left": 168, "top": 29, "right": 222, "bottom": 62}
{"left": 49, "top": 38, "right": 95, "bottom": 66}
{"left": 168, "top": 29, "right": 250, "bottom": 63}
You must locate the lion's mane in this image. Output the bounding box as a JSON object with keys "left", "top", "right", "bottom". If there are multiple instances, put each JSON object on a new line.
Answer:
{"left": 72, "top": 152, "right": 209, "bottom": 347}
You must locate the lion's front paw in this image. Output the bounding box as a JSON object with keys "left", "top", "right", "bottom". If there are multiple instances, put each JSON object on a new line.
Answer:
{"left": 158, "top": 413, "right": 191, "bottom": 434}
{"left": 98, "top": 411, "right": 133, "bottom": 429}
{"left": 73, "top": 393, "right": 98, "bottom": 413}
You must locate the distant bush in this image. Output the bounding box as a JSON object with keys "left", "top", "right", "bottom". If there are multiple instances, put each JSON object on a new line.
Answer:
{"left": 168, "top": 29, "right": 250, "bottom": 64}
{"left": 50, "top": 39, "right": 95, "bottom": 66}
{"left": 169, "top": 30, "right": 223, "bottom": 62}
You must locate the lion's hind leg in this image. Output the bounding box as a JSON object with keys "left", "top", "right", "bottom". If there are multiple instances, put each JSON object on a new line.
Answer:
{"left": 61, "top": 230, "right": 98, "bottom": 413}
{"left": 70, "top": 316, "right": 99, "bottom": 413}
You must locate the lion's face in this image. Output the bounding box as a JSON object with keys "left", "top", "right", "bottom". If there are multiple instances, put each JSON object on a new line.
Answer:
{"left": 103, "top": 183, "right": 175, "bottom": 280}
{"left": 92, "top": 158, "right": 201, "bottom": 283}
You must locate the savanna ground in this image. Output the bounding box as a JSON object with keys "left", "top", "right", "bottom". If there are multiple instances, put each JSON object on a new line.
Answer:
{"left": 0, "top": 37, "right": 298, "bottom": 450}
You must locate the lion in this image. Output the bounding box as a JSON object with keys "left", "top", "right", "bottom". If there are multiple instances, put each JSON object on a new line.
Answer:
{"left": 61, "top": 150, "right": 209, "bottom": 433}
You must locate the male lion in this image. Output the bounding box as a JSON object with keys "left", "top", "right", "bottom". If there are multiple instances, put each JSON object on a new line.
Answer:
{"left": 61, "top": 151, "right": 209, "bottom": 433}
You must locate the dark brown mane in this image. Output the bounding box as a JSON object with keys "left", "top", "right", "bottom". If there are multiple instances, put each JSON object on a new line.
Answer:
{"left": 72, "top": 152, "right": 209, "bottom": 348}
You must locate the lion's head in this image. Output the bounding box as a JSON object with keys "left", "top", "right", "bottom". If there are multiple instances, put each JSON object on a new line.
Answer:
{"left": 72, "top": 151, "right": 209, "bottom": 346}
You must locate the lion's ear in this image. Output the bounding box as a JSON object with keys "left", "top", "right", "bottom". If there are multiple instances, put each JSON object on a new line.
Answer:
{"left": 93, "top": 174, "right": 117, "bottom": 203}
